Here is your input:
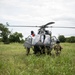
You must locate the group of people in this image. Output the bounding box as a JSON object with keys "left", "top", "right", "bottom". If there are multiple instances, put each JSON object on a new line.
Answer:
{"left": 25, "top": 31, "right": 63, "bottom": 56}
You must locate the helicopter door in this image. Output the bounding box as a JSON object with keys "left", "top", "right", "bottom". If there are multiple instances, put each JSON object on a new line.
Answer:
{"left": 44, "top": 35, "right": 50, "bottom": 46}
{"left": 51, "top": 36, "right": 57, "bottom": 45}
{"left": 32, "top": 34, "right": 43, "bottom": 45}
{"left": 32, "top": 34, "right": 46, "bottom": 45}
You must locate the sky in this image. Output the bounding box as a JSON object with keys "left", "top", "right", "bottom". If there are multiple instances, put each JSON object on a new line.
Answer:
{"left": 0, "top": 0, "right": 75, "bottom": 38}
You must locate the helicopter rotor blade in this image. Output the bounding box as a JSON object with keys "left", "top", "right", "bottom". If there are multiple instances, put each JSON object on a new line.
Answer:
{"left": 40, "top": 22, "right": 55, "bottom": 28}
{"left": 6, "top": 22, "right": 55, "bottom": 28}
{"left": 48, "top": 26, "right": 75, "bottom": 29}
{"left": 45, "top": 22, "right": 55, "bottom": 26}
{"left": 7, "top": 25, "right": 40, "bottom": 27}
{"left": 6, "top": 22, "right": 75, "bottom": 29}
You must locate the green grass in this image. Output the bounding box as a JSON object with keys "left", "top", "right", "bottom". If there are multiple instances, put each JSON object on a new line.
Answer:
{"left": 0, "top": 42, "right": 75, "bottom": 75}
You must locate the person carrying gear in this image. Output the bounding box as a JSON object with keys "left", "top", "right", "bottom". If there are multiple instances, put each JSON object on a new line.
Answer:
{"left": 54, "top": 40, "right": 63, "bottom": 56}
{"left": 26, "top": 31, "right": 35, "bottom": 55}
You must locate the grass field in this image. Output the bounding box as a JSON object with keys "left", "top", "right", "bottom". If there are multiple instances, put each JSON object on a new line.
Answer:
{"left": 0, "top": 42, "right": 75, "bottom": 75}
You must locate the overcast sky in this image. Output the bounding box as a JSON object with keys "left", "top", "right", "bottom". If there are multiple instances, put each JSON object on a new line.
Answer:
{"left": 0, "top": 0, "right": 75, "bottom": 38}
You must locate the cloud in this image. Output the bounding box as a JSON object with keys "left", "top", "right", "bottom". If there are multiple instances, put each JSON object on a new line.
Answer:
{"left": 54, "top": 15, "right": 75, "bottom": 22}
{"left": 0, "top": 0, "right": 75, "bottom": 37}
{"left": 0, "top": 0, "right": 71, "bottom": 20}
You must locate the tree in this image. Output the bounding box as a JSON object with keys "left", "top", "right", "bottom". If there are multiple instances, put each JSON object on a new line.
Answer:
{"left": 9, "top": 32, "right": 23, "bottom": 43}
{"left": 0, "top": 23, "right": 10, "bottom": 43}
{"left": 66, "top": 36, "right": 75, "bottom": 43}
{"left": 58, "top": 35, "right": 66, "bottom": 42}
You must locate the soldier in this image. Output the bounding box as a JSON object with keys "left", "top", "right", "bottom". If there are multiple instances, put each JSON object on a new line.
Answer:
{"left": 54, "top": 40, "right": 63, "bottom": 56}
{"left": 26, "top": 31, "right": 35, "bottom": 55}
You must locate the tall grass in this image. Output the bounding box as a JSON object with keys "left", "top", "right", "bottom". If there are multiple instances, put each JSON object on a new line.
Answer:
{"left": 0, "top": 43, "right": 75, "bottom": 75}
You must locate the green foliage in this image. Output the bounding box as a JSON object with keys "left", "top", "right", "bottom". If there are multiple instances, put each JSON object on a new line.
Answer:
{"left": 9, "top": 32, "right": 23, "bottom": 43}
{"left": 0, "top": 43, "right": 75, "bottom": 75}
{"left": 0, "top": 23, "right": 10, "bottom": 43}
{"left": 58, "top": 35, "right": 66, "bottom": 42}
{"left": 0, "top": 23, "right": 24, "bottom": 43}
{"left": 66, "top": 36, "right": 75, "bottom": 43}
{"left": 0, "top": 38, "right": 2, "bottom": 42}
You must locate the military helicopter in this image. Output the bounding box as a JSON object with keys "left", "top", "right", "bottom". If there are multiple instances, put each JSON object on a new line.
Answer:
{"left": 22, "top": 22, "right": 58, "bottom": 54}
{"left": 24, "top": 22, "right": 56, "bottom": 47}
{"left": 6, "top": 22, "right": 75, "bottom": 55}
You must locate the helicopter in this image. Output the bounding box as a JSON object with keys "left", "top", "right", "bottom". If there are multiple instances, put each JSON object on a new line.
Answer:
{"left": 6, "top": 22, "right": 75, "bottom": 55}
{"left": 23, "top": 22, "right": 60, "bottom": 55}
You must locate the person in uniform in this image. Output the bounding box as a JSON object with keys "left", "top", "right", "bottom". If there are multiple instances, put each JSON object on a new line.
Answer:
{"left": 26, "top": 31, "right": 35, "bottom": 55}
{"left": 54, "top": 40, "right": 63, "bottom": 56}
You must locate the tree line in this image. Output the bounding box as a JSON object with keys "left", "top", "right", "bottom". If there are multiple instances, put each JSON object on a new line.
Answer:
{"left": 58, "top": 35, "right": 75, "bottom": 43}
{"left": 0, "top": 23, "right": 24, "bottom": 44}
{"left": 0, "top": 23, "right": 75, "bottom": 44}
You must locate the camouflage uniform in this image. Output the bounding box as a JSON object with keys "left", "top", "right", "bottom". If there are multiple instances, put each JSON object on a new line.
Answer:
{"left": 54, "top": 43, "right": 62, "bottom": 56}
